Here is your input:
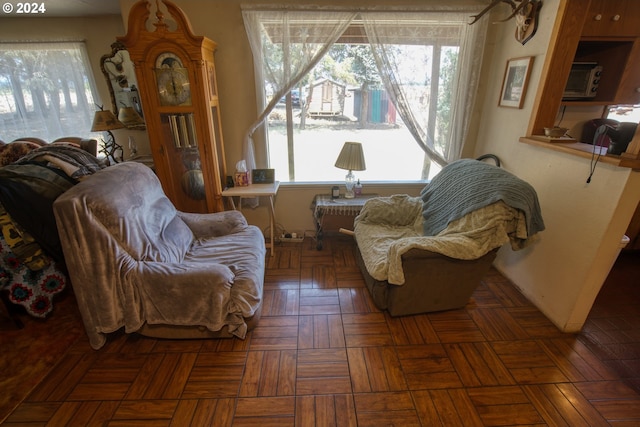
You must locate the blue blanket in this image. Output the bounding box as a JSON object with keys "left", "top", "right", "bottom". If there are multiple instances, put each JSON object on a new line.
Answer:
{"left": 421, "top": 159, "right": 545, "bottom": 237}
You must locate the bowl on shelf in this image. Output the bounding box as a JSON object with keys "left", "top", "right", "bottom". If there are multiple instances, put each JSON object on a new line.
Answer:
{"left": 544, "top": 126, "right": 568, "bottom": 138}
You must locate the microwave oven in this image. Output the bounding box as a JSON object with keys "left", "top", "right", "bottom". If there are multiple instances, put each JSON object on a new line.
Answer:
{"left": 563, "top": 62, "right": 603, "bottom": 99}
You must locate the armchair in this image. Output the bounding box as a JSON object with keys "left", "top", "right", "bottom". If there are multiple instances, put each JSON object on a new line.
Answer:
{"left": 354, "top": 158, "right": 544, "bottom": 316}
{"left": 53, "top": 162, "right": 265, "bottom": 349}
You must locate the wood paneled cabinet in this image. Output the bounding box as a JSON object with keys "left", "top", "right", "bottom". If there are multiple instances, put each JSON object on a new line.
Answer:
{"left": 119, "top": 0, "right": 227, "bottom": 213}
{"left": 582, "top": 0, "right": 640, "bottom": 37}
{"left": 572, "top": 39, "right": 640, "bottom": 105}
{"left": 527, "top": 0, "right": 640, "bottom": 164}
{"left": 616, "top": 40, "right": 640, "bottom": 105}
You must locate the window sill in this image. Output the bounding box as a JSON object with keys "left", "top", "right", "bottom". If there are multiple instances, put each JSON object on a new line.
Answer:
{"left": 519, "top": 136, "right": 640, "bottom": 170}
{"left": 278, "top": 181, "right": 427, "bottom": 189}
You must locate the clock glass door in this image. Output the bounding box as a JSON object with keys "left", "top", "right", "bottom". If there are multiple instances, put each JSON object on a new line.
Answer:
{"left": 158, "top": 113, "right": 205, "bottom": 205}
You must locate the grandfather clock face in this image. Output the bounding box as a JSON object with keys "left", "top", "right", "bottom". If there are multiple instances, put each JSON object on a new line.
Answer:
{"left": 154, "top": 52, "right": 192, "bottom": 106}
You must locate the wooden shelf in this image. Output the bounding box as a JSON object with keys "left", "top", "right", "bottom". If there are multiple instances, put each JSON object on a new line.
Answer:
{"left": 520, "top": 136, "right": 640, "bottom": 169}
{"left": 560, "top": 100, "right": 612, "bottom": 107}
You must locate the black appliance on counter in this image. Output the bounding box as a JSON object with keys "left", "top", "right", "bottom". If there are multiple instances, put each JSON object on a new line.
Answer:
{"left": 584, "top": 119, "right": 637, "bottom": 155}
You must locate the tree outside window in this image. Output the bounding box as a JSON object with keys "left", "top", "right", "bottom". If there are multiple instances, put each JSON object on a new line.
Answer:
{"left": 0, "top": 42, "right": 99, "bottom": 143}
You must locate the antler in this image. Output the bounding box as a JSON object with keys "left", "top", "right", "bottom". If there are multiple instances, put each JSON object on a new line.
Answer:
{"left": 469, "top": 0, "right": 518, "bottom": 25}
{"left": 495, "top": 0, "right": 536, "bottom": 22}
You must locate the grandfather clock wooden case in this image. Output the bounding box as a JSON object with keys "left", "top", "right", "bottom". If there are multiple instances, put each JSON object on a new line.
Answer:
{"left": 119, "top": 0, "right": 227, "bottom": 213}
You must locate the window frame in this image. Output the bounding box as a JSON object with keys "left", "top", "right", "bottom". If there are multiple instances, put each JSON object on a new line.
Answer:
{"left": 242, "top": 7, "right": 488, "bottom": 183}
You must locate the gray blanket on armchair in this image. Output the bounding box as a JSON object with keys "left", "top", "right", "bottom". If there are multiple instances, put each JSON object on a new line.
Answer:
{"left": 421, "top": 159, "right": 545, "bottom": 237}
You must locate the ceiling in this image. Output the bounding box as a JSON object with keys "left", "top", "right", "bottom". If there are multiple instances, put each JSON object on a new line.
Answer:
{"left": 3, "top": 0, "right": 122, "bottom": 17}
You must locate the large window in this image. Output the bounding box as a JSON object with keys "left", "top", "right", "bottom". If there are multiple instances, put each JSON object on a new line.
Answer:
{"left": 268, "top": 43, "right": 450, "bottom": 182}
{"left": 0, "top": 42, "right": 99, "bottom": 142}
{"left": 243, "top": 8, "right": 487, "bottom": 183}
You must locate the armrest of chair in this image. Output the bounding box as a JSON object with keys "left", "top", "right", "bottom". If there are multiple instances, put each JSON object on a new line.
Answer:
{"left": 52, "top": 137, "right": 98, "bottom": 157}
{"left": 178, "top": 210, "right": 248, "bottom": 238}
{"left": 79, "top": 139, "right": 98, "bottom": 157}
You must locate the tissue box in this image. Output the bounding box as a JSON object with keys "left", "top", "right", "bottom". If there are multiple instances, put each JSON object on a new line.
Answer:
{"left": 235, "top": 171, "right": 249, "bottom": 187}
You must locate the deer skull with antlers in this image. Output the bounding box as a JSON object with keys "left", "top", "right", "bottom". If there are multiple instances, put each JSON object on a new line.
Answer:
{"left": 469, "top": 0, "right": 543, "bottom": 45}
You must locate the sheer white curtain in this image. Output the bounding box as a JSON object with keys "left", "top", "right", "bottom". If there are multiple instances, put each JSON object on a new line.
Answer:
{"left": 362, "top": 10, "right": 487, "bottom": 169}
{"left": 0, "top": 41, "right": 99, "bottom": 142}
{"left": 242, "top": 9, "right": 357, "bottom": 172}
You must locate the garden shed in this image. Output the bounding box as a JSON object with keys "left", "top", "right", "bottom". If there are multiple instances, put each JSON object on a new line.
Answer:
{"left": 306, "top": 79, "right": 345, "bottom": 117}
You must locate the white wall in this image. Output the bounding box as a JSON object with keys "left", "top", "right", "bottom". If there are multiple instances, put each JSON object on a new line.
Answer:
{"left": 472, "top": 0, "right": 640, "bottom": 332}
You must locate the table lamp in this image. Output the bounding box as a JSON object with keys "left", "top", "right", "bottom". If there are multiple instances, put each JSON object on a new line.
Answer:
{"left": 91, "top": 108, "right": 125, "bottom": 163}
{"left": 334, "top": 141, "right": 366, "bottom": 198}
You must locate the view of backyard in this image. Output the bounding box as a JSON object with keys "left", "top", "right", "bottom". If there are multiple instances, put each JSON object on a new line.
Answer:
{"left": 263, "top": 38, "right": 451, "bottom": 182}
{"left": 267, "top": 105, "right": 437, "bottom": 183}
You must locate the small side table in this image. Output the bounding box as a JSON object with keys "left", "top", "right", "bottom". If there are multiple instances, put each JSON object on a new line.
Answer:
{"left": 311, "top": 194, "right": 378, "bottom": 250}
{"left": 222, "top": 182, "right": 280, "bottom": 256}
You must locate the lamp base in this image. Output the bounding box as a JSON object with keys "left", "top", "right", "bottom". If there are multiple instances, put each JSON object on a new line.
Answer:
{"left": 344, "top": 169, "right": 355, "bottom": 199}
{"left": 100, "top": 130, "right": 123, "bottom": 164}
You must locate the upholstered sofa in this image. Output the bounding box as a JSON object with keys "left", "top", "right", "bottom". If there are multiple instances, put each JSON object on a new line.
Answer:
{"left": 53, "top": 161, "right": 265, "bottom": 349}
{"left": 354, "top": 158, "right": 544, "bottom": 316}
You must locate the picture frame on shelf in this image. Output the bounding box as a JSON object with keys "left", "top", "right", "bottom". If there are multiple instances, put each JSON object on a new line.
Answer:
{"left": 252, "top": 168, "right": 275, "bottom": 184}
{"left": 499, "top": 56, "right": 534, "bottom": 109}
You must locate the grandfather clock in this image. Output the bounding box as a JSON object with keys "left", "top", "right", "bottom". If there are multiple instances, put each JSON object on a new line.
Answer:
{"left": 119, "top": 0, "right": 226, "bottom": 213}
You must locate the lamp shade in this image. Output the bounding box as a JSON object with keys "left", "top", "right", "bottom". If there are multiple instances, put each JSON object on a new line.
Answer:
{"left": 91, "top": 110, "right": 125, "bottom": 132}
{"left": 334, "top": 141, "right": 366, "bottom": 171}
{"left": 117, "top": 107, "right": 144, "bottom": 127}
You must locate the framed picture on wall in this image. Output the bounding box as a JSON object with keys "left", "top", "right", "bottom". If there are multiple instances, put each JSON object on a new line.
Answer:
{"left": 499, "top": 56, "right": 534, "bottom": 109}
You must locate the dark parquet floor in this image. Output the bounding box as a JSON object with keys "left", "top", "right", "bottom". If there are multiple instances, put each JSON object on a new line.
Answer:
{"left": 1, "top": 235, "right": 639, "bottom": 426}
